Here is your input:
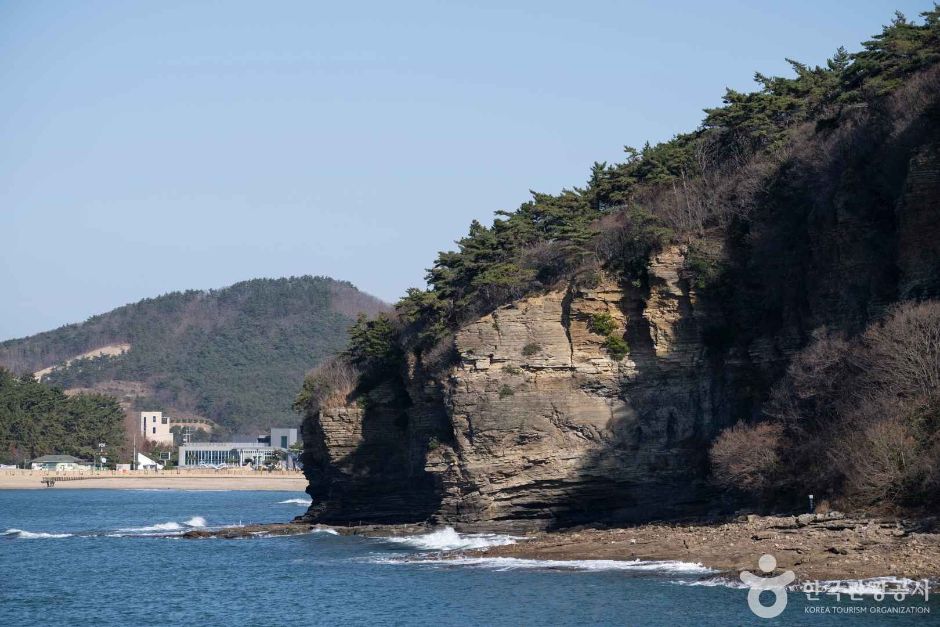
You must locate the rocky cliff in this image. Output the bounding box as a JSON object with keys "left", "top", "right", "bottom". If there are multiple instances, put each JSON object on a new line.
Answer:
{"left": 302, "top": 247, "right": 788, "bottom": 529}
{"left": 299, "top": 42, "right": 940, "bottom": 529}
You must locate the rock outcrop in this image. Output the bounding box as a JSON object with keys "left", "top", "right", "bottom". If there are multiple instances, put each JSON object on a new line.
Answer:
{"left": 302, "top": 247, "right": 778, "bottom": 529}
{"left": 299, "top": 81, "right": 940, "bottom": 531}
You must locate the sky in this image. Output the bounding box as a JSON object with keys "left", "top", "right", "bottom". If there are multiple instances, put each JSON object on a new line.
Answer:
{"left": 0, "top": 0, "right": 932, "bottom": 340}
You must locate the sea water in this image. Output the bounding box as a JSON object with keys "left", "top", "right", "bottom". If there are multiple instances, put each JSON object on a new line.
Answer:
{"left": 0, "top": 490, "right": 936, "bottom": 626}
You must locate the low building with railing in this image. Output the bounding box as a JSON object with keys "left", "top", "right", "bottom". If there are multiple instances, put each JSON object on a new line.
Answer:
{"left": 177, "top": 442, "right": 276, "bottom": 467}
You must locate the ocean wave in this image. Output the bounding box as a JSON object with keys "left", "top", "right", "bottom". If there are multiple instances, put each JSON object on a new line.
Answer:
{"left": 114, "top": 516, "right": 207, "bottom": 535}
{"left": 278, "top": 498, "right": 312, "bottom": 506}
{"left": 3, "top": 528, "right": 73, "bottom": 539}
{"left": 116, "top": 521, "right": 183, "bottom": 533}
{"left": 311, "top": 528, "right": 339, "bottom": 535}
{"left": 375, "top": 555, "right": 715, "bottom": 573}
{"left": 670, "top": 576, "right": 747, "bottom": 589}
{"left": 384, "top": 527, "right": 518, "bottom": 551}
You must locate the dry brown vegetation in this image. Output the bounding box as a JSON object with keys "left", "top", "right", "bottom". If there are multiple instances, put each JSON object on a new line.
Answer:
{"left": 711, "top": 300, "right": 940, "bottom": 511}
{"left": 293, "top": 357, "right": 360, "bottom": 414}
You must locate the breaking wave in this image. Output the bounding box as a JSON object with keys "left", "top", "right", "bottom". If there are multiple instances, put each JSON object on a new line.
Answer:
{"left": 370, "top": 555, "right": 721, "bottom": 585}
{"left": 375, "top": 554, "right": 715, "bottom": 573}
{"left": 278, "top": 498, "right": 312, "bottom": 506}
{"left": 3, "top": 528, "right": 72, "bottom": 539}
{"left": 384, "top": 527, "right": 518, "bottom": 551}
{"left": 439, "top": 557, "right": 714, "bottom": 573}
{"left": 670, "top": 576, "right": 747, "bottom": 589}
{"left": 113, "top": 516, "right": 207, "bottom": 536}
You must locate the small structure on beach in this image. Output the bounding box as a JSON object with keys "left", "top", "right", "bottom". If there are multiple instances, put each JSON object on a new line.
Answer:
{"left": 136, "top": 452, "right": 164, "bottom": 470}
{"left": 30, "top": 455, "right": 93, "bottom": 471}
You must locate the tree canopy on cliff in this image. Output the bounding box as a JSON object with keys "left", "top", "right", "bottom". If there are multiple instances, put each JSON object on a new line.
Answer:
{"left": 0, "top": 369, "right": 125, "bottom": 465}
{"left": 393, "top": 6, "right": 940, "bottom": 356}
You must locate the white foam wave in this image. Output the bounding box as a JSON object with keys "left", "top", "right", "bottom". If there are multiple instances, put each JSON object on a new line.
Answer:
{"left": 311, "top": 528, "right": 339, "bottom": 535}
{"left": 114, "top": 516, "right": 206, "bottom": 535}
{"left": 278, "top": 498, "right": 312, "bottom": 506}
{"left": 671, "top": 577, "right": 747, "bottom": 589}
{"left": 385, "top": 527, "right": 518, "bottom": 551}
{"left": 3, "top": 528, "right": 72, "bottom": 539}
{"left": 117, "top": 521, "right": 183, "bottom": 533}
{"left": 375, "top": 555, "right": 715, "bottom": 573}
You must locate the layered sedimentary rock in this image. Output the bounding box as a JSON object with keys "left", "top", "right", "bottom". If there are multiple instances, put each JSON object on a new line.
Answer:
{"left": 302, "top": 247, "right": 774, "bottom": 529}
{"left": 300, "top": 111, "right": 940, "bottom": 530}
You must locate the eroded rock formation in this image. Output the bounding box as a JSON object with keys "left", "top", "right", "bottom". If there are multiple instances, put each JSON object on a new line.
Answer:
{"left": 302, "top": 247, "right": 777, "bottom": 529}
{"left": 299, "top": 94, "right": 940, "bottom": 530}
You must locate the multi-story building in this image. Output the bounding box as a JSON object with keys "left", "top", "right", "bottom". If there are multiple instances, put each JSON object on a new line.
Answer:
{"left": 265, "top": 427, "right": 298, "bottom": 450}
{"left": 140, "top": 411, "right": 174, "bottom": 445}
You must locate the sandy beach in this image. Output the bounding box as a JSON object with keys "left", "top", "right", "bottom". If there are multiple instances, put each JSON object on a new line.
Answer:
{"left": 0, "top": 469, "right": 309, "bottom": 491}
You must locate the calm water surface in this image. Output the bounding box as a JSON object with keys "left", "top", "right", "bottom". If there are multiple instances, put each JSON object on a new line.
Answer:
{"left": 1, "top": 490, "right": 936, "bottom": 626}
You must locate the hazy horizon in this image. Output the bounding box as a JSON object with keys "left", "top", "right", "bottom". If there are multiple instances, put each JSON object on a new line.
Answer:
{"left": 1, "top": 0, "right": 931, "bottom": 340}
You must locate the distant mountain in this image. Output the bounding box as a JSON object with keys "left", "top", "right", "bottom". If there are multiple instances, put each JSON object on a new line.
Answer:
{"left": 0, "top": 277, "right": 386, "bottom": 434}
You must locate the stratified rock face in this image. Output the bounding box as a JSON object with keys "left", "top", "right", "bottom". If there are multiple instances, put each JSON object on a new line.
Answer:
{"left": 428, "top": 248, "right": 745, "bottom": 528}
{"left": 299, "top": 121, "right": 940, "bottom": 530}
{"left": 898, "top": 144, "right": 940, "bottom": 300}
{"left": 301, "top": 382, "right": 443, "bottom": 524}
{"left": 302, "top": 247, "right": 761, "bottom": 529}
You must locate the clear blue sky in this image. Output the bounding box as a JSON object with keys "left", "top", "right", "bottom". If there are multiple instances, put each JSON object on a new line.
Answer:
{"left": 0, "top": 1, "right": 931, "bottom": 340}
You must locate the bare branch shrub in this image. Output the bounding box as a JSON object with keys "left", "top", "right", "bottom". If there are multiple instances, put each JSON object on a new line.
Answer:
{"left": 733, "top": 300, "right": 940, "bottom": 509}
{"left": 858, "top": 301, "right": 940, "bottom": 403}
{"left": 831, "top": 402, "right": 917, "bottom": 507}
{"left": 710, "top": 421, "right": 784, "bottom": 495}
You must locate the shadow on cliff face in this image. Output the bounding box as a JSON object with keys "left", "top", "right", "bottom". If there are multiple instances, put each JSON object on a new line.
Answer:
{"left": 301, "top": 380, "right": 444, "bottom": 525}
{"left": 298, "top": 92, "right": 940, "bottom": 530}
{"left": 552, "top": 96, "right": 940, "bottom": 529}
{"left": 546, "top": 274, "right": 769, "bottom": 529}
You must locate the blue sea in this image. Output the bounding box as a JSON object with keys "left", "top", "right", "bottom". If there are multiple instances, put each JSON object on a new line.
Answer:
{"left": 0, "top": 490, "right": 936, "bottom": 626}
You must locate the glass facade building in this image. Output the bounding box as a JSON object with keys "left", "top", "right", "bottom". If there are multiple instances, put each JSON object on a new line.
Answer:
{"left": 178, "top": 443, "right": 276, "bottom": 467}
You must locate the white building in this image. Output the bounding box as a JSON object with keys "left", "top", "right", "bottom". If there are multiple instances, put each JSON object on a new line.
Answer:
{"left": 259, "top": 427, "right": 299, "bottom": 450}
{"left": 140, "top": 411, "right": 174, "bottom": 445}
{"left": 30, "top": 455, "right": 93, "bottom": 471}
{"left": 177, "top": 443, "right": 276, "bottom": 467}
{"left": 136, "top": 452, "right": 163, "bottom": 470}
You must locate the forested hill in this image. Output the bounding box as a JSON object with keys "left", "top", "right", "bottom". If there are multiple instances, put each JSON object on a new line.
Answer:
{"left": 0, "top": 277, "right": 386, "bottom": 434}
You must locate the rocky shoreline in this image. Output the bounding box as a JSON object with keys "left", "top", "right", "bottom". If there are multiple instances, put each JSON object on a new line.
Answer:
{"left": 182, "top": 513, "right": 940, "bottom": 583}
{"left": 473, "top": 513, "right": 940, "bottom": 582}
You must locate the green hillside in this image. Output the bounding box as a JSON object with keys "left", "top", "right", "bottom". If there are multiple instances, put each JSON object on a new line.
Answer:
{"left": 0, "top": 276, "right": 386, "bottom": 435}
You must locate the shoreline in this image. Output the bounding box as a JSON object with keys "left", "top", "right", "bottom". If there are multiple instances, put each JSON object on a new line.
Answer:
{"left": 471, "top": 513, "right": 940, "bottom": 582}
{"left": 183, "top": 513, "right": 940, "bottom": 582}
{"left": 0, "top": 470, "right": 308, "bottom": 491}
